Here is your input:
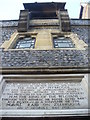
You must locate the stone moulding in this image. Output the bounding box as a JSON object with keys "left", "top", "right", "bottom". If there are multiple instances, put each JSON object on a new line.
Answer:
{"left": 1, "top": 74, "right": 84, "bottom": 82}
{"left": 0, "top": 19, "right": 90, "bottom": 28}
{"left": 0, "top": 109, "right": 89, "bottom": 117}
{"left": 0, "top": 67, "right": 90, "bottom": 74}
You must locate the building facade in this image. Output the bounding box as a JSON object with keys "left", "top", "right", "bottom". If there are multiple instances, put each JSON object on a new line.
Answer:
{"left": 0, "top": 2, "right": 90, "bottom": 119}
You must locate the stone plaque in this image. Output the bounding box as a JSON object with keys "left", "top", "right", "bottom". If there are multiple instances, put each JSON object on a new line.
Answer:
{"left": 0, "top": 81, "right": 88, "bottom": 110}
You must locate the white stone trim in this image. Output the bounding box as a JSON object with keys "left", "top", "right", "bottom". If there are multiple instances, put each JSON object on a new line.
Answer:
{"left": 0, "top": 109, "right": 88, "bottom": 117}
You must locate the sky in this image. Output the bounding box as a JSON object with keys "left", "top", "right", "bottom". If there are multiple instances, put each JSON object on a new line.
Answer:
{"left": 0, "top": 0, "right": 89, "bottom": 20}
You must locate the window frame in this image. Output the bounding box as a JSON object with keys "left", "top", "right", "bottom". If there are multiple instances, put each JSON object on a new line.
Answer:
{"left": 13, "top": 36, "right": 36, "bottom": 49}
{"left": 0, "top": 32, "right": 37, "bottom": 50}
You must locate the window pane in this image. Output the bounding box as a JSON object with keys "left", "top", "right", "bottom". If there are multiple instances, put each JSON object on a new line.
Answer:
{"left": 58, "top": 37, "right": 65, "bottom": 40}
{"left": 19, "top": 43, "right": 31, "bottom": 48}
{"left": 15, "top": 37, "right": 35, "bottom": 49}
{"left": 53, "top": 37, "right": 75, "bottom": 48}
{"left": 24, "top": 38, "right": 31, "bottom": 40}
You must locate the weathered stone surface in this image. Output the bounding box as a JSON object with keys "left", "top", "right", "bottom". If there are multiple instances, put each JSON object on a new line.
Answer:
{"left": 70, "top": 19, "right": 89, "bottom": 26}
{"left": 2, "top": 28, "right": 17, "bottom": 44}
{"left": 71, "top": 26, "right": 89, "bottom": 44}
{"left": 1, "top": 20, "right": 18, "bottom": 27}
{"left": 1, "top": 50, "right": 88, "bottom": 67}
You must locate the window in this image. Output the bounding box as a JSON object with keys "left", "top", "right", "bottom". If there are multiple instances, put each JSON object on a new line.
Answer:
{"left": 14, "top": 37, "right": 35, "bottom": 49}
{"left": 1, "top": 32, "right": 87, "bottom": 50}
{"left": 53, "top": 37, "right": 75, "bottom": 48}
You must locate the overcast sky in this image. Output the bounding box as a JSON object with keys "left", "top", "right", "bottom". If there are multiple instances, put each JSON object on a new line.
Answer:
{"left": 0, "top": 0, "right": 89, "bottom": 20}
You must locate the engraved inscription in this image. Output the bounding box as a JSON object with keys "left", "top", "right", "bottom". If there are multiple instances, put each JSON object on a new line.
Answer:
{"left": 1, "top": 82, "right": 88, "bottom": 109}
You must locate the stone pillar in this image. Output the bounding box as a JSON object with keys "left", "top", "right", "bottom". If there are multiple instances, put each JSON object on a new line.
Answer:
{"left": 35, "top": 30, "right": 53, "bottom": 50}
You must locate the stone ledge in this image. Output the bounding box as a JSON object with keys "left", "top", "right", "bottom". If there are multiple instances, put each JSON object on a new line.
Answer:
{"left": 0, "top": 109, "right": 88, "bottom": 117}
{"left": 0, "top": 19, "right": 90, "bottom": 28}
{"left": 0, "top": 67, "right": 89, "bottom": 74}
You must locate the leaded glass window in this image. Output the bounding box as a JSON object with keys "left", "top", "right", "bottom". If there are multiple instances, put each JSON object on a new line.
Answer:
{"left": 15, "top": 37, "right": 35, "bottom": 49}
{"left": 53, "top": 37, "right": 75, "bottom": 48}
